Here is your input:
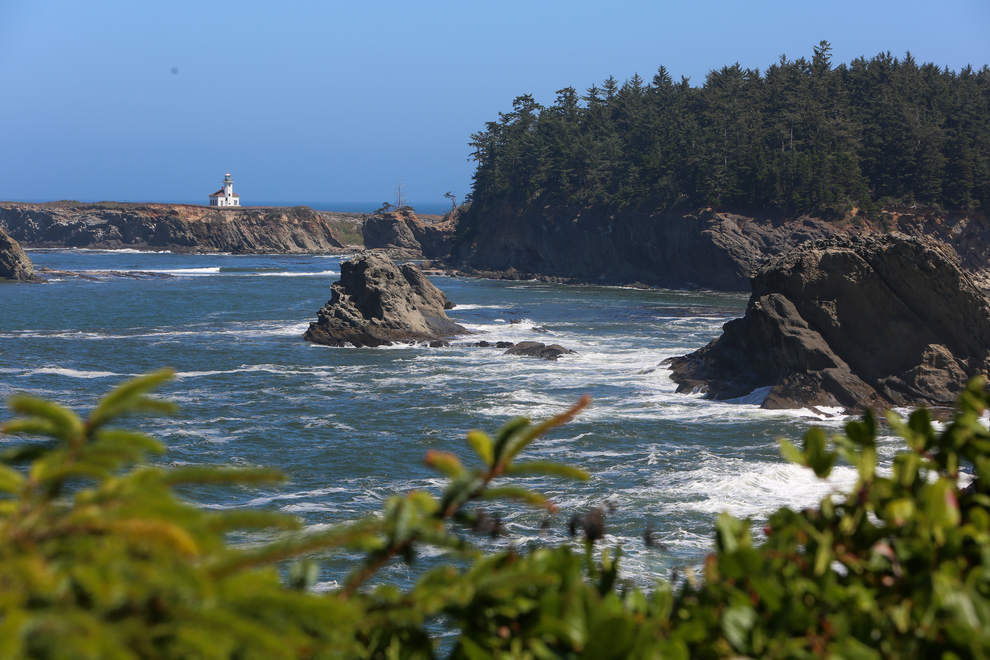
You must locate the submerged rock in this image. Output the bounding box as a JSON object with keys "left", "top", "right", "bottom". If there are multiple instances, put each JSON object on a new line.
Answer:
{"left": 304, "top": 251, "right": 467, "bottom": 347}
{"left": 0, "top": 228, "right": 39, "bottom": 282}
{"left": 504, "top": 341, "right": 575, "bottom": 361}
{"left": 470, "top": 340, "right": 513, "bottom": 348}
{"left": 665, "top": 234, "right": 990, "bottom": 410}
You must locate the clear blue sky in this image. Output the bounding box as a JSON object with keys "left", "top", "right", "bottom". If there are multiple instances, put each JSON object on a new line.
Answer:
{"left": 1, "top": 0, "right": 988, "bottom": 208}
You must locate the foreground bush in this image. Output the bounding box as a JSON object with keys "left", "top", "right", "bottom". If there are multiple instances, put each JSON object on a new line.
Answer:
{"left": 0, "top": 371, "right": 987, "bottom": 658}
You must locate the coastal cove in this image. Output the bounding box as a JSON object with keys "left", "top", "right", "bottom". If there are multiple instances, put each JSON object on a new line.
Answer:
{"left": 0, "top": 248, "right": 908, "bottom": 587}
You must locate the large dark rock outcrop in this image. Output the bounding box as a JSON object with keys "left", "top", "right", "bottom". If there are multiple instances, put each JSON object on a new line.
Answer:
{"left": 304, "top": 252, "right": 466, "bottom": 347}
{"left": 665, "top": 234, "right": 990, "bottom": 410}
{"left": 447, "top": 203, "right": 990, "bottom": 291}
{"left": 0, "top": 228, "right": 39, "bottom": 282}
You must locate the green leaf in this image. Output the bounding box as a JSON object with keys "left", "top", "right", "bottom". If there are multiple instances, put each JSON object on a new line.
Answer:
{"left": 804, "top": 427, "right": 837, "bottom": 478}
{"left": 89, "top": 368, "right": 175, "bottom": 427}
{"left": 0, "top": 464, "right": 25, "bottom": 494}
{"left": 0, "top": 418, "right": 58, "bottom": 437}
{"left": 424, "top": 450, "right": 464, "bottom": 477}
{"left": 466, "top": 430, "right": 494, "bottom": 466}
{"left": 715, "top": 513, "right": 750, "bottom": 553}
{"left": 925, "top": 478, "right": 960, "bottom": 529}
{"left": 885, "top": 498, "right": 915, "bottom": 526}
{"left": 480, "top": 486, "right": 551, "bottom": 509}
{"left": 7, "top": 396, "right": 83, "bottom": 444}
{"left": 721, "top": 604, "right": 756, "bottom": 652}
{"left": 778, "top": 438, "right": 805, "bottom": 466}
{"left": 492, "top": 417, "right": 530, "bottom": 459}
{"left": 857, "top": 445, "right": 877, "bottom": 481}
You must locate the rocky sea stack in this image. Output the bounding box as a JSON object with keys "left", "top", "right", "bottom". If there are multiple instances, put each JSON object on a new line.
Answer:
{"left": 304, "top": 251, "right": 466, "bottom": 347}
{"left": 665, "top": 234, "right": 990, "bottom": 410}
{"left": 0, "top": 228, "right": 39, "bottom": 282}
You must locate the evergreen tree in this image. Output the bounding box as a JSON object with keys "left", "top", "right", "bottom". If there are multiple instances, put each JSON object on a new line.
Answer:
{"left": 464, "top": 44, "right": 990, "bottom": 218}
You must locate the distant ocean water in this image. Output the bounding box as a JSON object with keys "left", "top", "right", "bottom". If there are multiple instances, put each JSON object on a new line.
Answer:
{"left": 7, "top": 199, "right": 452, "bottom": 215}
{"left": 0, "top": 250, "right": 902, "bottom": 588}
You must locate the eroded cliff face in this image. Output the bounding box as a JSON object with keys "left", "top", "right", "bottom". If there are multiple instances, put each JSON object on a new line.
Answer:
{"left": 0, "top": 202, "right": 361, "bottom": 254}
{"left": 361, "top": 208, "right": 456, "bottom": 260}
{"left": 448, "top": 203, "right": 990, "bottom": 291}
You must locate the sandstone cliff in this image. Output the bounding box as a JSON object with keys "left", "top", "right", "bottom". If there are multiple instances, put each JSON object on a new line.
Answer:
{"left": 304, "top": 252, "right": 466, "bottom": 347}
{"left": 447, "top": 204, "right": 990, "bottom": 291}
{"left": 665, "top": 235, "right": 990, "bottom": 410}
{"left": 0, "top": 202, "right": 362, "bottom": 254}
{"left": 0, "top": 228, "right": 39, "bottom": 282}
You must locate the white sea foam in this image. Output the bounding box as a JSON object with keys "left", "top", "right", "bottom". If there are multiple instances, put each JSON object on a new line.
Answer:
{"left": 21, "top": 367, "right": 125, "bottom": 379}
{"left": 137, "top": 267, "right": 221, "bottom": 275}
{"left": 251, "top": 270, "right": 339, "bottom": 277}
{"left": 651, "top": 452, "right": 858, "bottom": 518}
{"left": 175, "top": 363, "right": 313, "bottom": 379}
{"left": 26, "top": 248, "right": 173, "bottom": 254}
{"left": 447, "top": 304, "right": 504, "bottom": 311}
{"left": 74, "top": 266, "right": 221, "bottom": 276}
{"left": 0, "top": 321, "right": 311, "bottom": 342}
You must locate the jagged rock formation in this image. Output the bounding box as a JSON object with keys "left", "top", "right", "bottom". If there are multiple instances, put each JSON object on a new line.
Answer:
{"left": 304, "top": 252, "right": 466, "bottom": 347}
{"left": 665, "top": 234, "right": 990, "bottom": 410}
{"left": 503, "top": 341, "right": 575, "bottom": 361}
{"left": 0, "top": 228, "right": 39, "bottom": 282}
{"left": 0, "top": 202, "right": 357, "bottom": 253}
{"left": 362, "top": 208, "right": 456, "bottom": 260}
{"left": 447, "top": 204, "right": 990, "bottom": 291}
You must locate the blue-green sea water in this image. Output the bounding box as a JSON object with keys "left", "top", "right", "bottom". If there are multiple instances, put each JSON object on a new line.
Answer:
{"left": 0, "top": 249, "right": 882, "bottom": 588}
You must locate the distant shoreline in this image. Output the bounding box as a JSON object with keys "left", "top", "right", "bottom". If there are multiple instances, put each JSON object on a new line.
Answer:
{"left": 0, "top": 200, "right": 451, "bottom": 216}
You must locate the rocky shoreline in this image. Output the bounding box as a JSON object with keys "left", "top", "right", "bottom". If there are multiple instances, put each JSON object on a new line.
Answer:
{"left": 665, "top": 234, "right": 990, "bottom": 410}
{"left": 5, "top": 200, "right": 987, "bottom": 294}
{"left": 447, "top": 205, "right": 990, "bottom": 292}
{"left": 0, "top": 202, "right": 361, "bottom": 254}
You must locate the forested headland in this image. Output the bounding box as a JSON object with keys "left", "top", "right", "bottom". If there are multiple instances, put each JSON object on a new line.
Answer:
{"left": 466, "top": 42, "right": 990, "bottom": 217}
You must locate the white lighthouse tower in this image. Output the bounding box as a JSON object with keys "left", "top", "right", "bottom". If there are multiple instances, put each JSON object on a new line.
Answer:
{"left": 209, "top": 173, "right": 241, "bottom": 207}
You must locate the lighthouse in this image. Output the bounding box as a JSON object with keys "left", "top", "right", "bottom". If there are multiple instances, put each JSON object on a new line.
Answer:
{"left": 208, "top": 173, "right": 241, "bottom": 207}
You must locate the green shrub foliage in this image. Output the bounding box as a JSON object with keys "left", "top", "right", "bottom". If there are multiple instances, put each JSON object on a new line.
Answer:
{"left": 0, "top": 370, "right": 987, "bottom": 658}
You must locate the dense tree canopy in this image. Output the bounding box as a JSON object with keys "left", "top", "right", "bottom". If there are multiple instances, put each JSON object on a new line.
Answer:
{"left": 468, "top": 42, "right": 990, "bottom": 217}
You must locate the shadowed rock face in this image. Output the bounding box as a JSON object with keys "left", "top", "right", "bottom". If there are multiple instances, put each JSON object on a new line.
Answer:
{"left": 665, "top": 235, "right": 990, "bottom": 410}
{"left": 447, "top": 204, "right": 990, "bottom": 292}
{"left": 0, "top": 228, "right": 38, "bottom": 282}
{"left": 361, "top": 208, "right": 456, "bottom": 260}
{"left": 361, "top": 212, "right": 423, "bottom": 257}
{"left": 304, "top": 252, "right": 466, "bottom": 347}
